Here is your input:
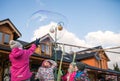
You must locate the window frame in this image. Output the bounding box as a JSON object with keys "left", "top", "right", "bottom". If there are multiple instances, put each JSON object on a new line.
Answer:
{"left": 4, "top": 33, "right": 10, "bottom": 44}
{"left": 45, "top": 43, "right": 51, "bottom": 55}
{"left": 0, "top": 31, "right": 11, "bottom": 45}
{"left": 40, "top": 42, "right": 51, "bottom": 56}
{"left": 0, "top": 32, "right": 3, "bottom": 44}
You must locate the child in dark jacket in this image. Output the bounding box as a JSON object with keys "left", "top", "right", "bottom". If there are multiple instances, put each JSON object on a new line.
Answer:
{"left": 74, "top": 62, "right": 89, "bottom": 81}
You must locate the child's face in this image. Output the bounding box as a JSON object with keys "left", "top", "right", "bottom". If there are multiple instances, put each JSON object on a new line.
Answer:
{"left": 74, "top": 66, "right": 78, "bottom": 71}
{"left": 44, "top": 61, "right": 51, "bottom": 67}
{"left": 69, "top": 64, "right": 74, "bottom": 70}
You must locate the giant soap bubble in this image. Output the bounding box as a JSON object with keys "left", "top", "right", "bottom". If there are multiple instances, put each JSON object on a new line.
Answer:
{"left": 26, "top": 10, "right": 68, "bottom": 42}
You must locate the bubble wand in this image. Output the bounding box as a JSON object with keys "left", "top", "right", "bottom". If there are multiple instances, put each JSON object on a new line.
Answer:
{"left": 57, "top": 44, "right": 65, "bottom": 81}
{"left": 73, "top": 52, "right": 76, "bottom": 63}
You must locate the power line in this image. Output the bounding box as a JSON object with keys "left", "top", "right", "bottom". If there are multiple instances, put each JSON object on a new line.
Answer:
{"left": 39, "top": 42, "right": 120, "bottom": 54}
{"left": 56, "top": 42, "right": 120, "bottom": 54}
{"left": 57, "top": 42, "right": 120, "bottom": 50}
{"left": 105, "top": 51, "right": 120, "bottom": 54}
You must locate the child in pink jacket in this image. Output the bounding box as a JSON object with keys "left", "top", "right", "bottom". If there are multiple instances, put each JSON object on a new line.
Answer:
{"left": 62, "top": 62, "right": 76, "bottom": 81}
{"left": 9, "top": 39, "right": 39, "bottom": 81}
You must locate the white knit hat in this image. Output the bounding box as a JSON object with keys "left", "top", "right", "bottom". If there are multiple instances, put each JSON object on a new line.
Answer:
{"left": 9, "top": 40, "right": 23, "bottom": 49}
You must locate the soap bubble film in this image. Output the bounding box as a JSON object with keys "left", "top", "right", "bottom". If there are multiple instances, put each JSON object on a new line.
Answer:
{"left": 26, "top": 10, "right": 68, "bottom": 42}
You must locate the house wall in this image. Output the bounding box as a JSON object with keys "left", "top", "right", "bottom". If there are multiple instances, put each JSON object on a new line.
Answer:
{"left": 0, "top": 24, "right": 14, "bottom": 43}
{"left": 99, "top": 52, "right": 108, "bottom": 69}
{"left": 0, "top": 55, "right": 3, "bottom": 81}
{"left": 81, "top": 58, "right": 100, "bottom": 68}
{"left": 0, "top": 23, "right": 15, "bottom": 81}
{"left": 88, "top": 71, "right": 97, "bottom": 81}
{"left": 0, "top": 24, "right": 12, "bottom": 34}
{"left": 0, "top": 52, "right": 10, "bottom": 81}
{"left": 35, "top": 42, "right": 52, "bottom": 57}
{"left": 80, "top": 53, "right": 108, "bottom": 70}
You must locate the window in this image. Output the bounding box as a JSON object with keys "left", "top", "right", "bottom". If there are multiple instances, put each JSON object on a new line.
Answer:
{"left": 4, "top": 34, "right": 10, "bottom": 44}
{"left": 46, "top": 44, "right": 50, "bottom": 55}
{"left": 41, "top": 43, "right": 51, "bottom": 55}
{"left": 0, "top": 32, "right": 2, "bottom": 43}
{"left": 0, "top": 32, "right": 10, "bottom": 45}
{"left": 41, "top": 44, "right": 45, "bottom": 53}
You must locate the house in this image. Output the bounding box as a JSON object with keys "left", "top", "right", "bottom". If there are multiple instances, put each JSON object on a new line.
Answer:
{"left": 0, "top": 19, "right": 120, "bottom": 81}
{"left": 74, "top": 46, "right": 118, "bottom": 81}
{"left": 75, "top": 46, "right": 110, "bottom": 69}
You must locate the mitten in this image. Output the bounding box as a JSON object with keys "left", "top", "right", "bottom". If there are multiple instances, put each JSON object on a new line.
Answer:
{"left": 35, "top": 38, "right": 40, "bottom": 46}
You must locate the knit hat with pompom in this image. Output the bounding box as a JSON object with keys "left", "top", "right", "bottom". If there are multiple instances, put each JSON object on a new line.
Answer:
{"left": 9, "top": 40, "right": 23, "bottom": 49}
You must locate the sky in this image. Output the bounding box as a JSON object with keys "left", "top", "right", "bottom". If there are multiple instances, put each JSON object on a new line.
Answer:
{"left": 0, "top": 0, "right": 120, "bottom": 69}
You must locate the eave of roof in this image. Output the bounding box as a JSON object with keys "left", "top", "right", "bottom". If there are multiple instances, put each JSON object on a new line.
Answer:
{"left": 0, "top": 18, "right": 22, "bottom": 37}
{"left": 75, "top": 46, "right": 110, "bottom": 61}
{"left": 0, "top": 45, "right": 11, "bottom": 52}
{"left": 86, "top": 65, "right": 120, "bottom": 75}
{"left": 0, "top": 40, "right": 28, "bottom": 52}
{"left": 16, "top": 40, "right": 29, "bottom": 47}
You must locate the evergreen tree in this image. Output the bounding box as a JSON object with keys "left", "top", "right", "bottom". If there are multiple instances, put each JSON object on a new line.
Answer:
{"left": 113, "top": 63, "right": 120, "bottom": 72}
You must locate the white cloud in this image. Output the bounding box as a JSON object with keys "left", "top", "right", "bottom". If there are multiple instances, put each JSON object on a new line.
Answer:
{"left": 85, "top": 31, "right": 120, "bottom": 69}
{"left": 32, "top": 22, "right": 69, "bottom": 42}
{"left": 32, "top": 23, "right": 120, "bottom": 69}
{"left": 32, "top": 22, "right": 90, "bottom": 51}
{"left": 107, "top": 51, "right": 120, "bottom": 69}
{"left": 85, "top": 31, "right": 120, "bottom": 47}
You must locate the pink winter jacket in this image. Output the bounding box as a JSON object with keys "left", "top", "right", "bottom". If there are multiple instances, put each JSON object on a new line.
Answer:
{"left": 62, "top": 71, "right": 76, "bottom": 81}
{"left": 9, "top": 44, "right": 36, "bottom": 81}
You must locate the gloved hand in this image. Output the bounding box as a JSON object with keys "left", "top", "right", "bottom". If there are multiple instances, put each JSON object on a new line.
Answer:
{"left": 35, "top": 38, "right": 40, "bottom": 46}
